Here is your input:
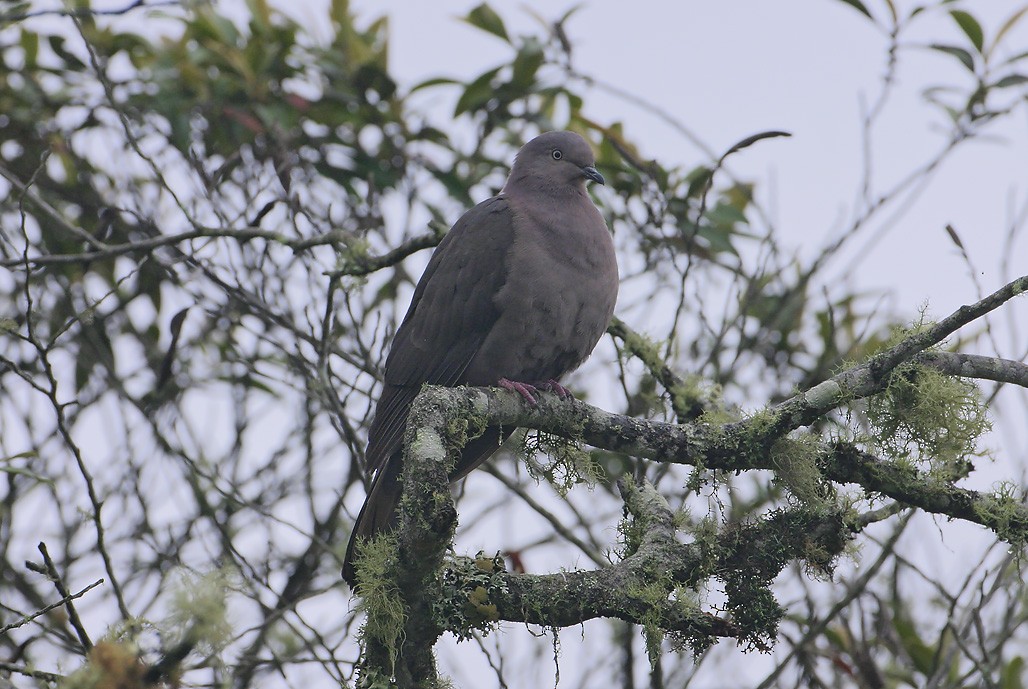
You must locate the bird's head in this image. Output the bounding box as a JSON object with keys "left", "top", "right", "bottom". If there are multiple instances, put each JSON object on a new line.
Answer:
{"left": 506, "top": 131, "right": 605, "bottom": 194}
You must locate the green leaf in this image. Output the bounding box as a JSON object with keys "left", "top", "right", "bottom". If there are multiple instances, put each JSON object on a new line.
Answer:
{"left": 837, "top": 0, "right": 873, "bottom": 19}
{"left": 0, "top": 451, "right": 50, "bottom": 485}
{"left": 1, "top": 450, "right": 39, "bottom": 463}
{"left": 511, "top": 38, "right": 545, "bottom": 89}
{"left": 929, "top": 43, "right": 976, "bottom": 72}
{"left": 883, "top": 0, "right": 897, "bottom": 22}
{"left": 707, "top": 200, "right": 747, "bottom": 227}
{"left": 993, "top": 74, "right": 1028, "bottom": 88}
{"left": 409, "top": 77, "right": 461, "bottom": 93}
{"left": 950, "top": 10, "right": 984, "bottom": 53}
{"left": 0, "top": 465, "right": 53, "bottom": 485}
{"left": 721, "top": 130, "right": 791, "bottom": 161}
{"left": 684, "top": 165, "right": 713, "bottom": 199}
{"left": 47, "top": 35, "right": 85, "bottom": 69}
{"left": 1001, "top": 49, "right": 1028, "bottom": 67}
{"left": 893, "top": 615, "right": 935, "bottom": 675}
{"left": 463, "top": 4, "right": 509, "bottom": 43}
{"left": 697, "top": 222, "right": 739, "bottom": 256}
{"left": 454, "top": 66, "right": 500, "bottom": 115}
{"left": 20, "top": 30, "right": 39, "bottom": 67}
{"left": 1001, "top": 655, "right": 1024, "bottom": 689}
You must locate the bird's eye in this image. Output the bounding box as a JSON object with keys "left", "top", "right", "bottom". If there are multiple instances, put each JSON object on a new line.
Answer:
{"left": 551, "top": 149, "right": 563, "bottom": 160}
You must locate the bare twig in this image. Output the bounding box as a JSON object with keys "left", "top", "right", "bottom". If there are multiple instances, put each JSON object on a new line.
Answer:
{"left": 0, "top": 575, "right": 104, "bottom": 636}
{"left": 35, "top": 543, "right": 97, "bottom": 651}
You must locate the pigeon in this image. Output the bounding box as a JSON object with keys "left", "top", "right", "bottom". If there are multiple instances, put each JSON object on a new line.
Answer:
{"left": 343, "top": 131, "right": 618, "bottom": 587}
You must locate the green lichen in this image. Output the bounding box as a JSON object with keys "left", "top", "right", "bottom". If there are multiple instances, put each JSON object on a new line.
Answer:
{"left": 696, "top": 403, "right": 738, "bottom": 426}
{"left": 444, "top": 395, "right": 488, "bottom": 460}
{"left": 519, "top": 429, "right": 601, "bottom": 496}
{"left": 354, "top": 534, "right": 406, "bottom": 672}
{"left": 771, "top": 434, "right": 834, "bottom": 509}
{"left": 626, "top": 570, "right": 677, "bottom": 667}
{"left": 336, "top": 236, "right": 373, "bottom": 272}
{"left": 434, "top": 551, "right": 508, "bottom": 641}
{"left": 722, "top": 571, "right": 781, "bottom": 652}
{"left": 163, "top": 567, "right": 235, "bottom": 655}
{"left": 975, "top": 482, "right": 1028, "bottom": 545}
{"left": 865, "top": 360, "right": 991, "bottom": 475}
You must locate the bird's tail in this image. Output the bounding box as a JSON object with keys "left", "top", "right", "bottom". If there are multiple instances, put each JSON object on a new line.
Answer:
{"left": 341, "top": 427, "right": 510, "bottom": 587}
{"left": 342, "top": 459, "right": 401, "bottom": 588}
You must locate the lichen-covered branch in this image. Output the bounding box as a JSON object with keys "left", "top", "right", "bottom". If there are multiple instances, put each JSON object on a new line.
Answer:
{"left": 436, "top": 481, "right": 849, "bottom": 652}
{"left": 918, "top": 351, "right": 1028, "bottom": 388}
{"left": 404, "top": 344, "right": 1028, "bottom": 544}
{"left": 762, "top": 274, "right": 1028, "bottom": 435}
{"left": 357, "top": 279, "right": 1028, "bottom": 682}
{"left": 825, "top": 443, "right": 1028, "bottom": 543}
{"left": 358, "top": 393, "right": 457, "bottom": 687}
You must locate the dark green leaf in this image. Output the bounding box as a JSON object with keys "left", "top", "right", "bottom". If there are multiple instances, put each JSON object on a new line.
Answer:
{"left": 993, "top": 73, "right": 1028, "bottom": 88}
{"left": 47, "top": 36, "right": 85, "bottom": 69}
{"left": 707, "top": 200, "right": 747, "bottom": 227}
{"left": 893, "top": 615, "right": 935, "bottom": 674}
{"left": 697, "top": 222, "right": 739, "bottom": 256}
{"left": 463, "top": 4, "right": 509, "bottom": 42}
{"left": 20, "top": 30, "right": 38, "bottom": 67}
{"left": 409, "top": 77, "right": 461, "bottom": 93}
{"left": 837, "top": 0, "right": 873, "bottom": 19}
{"left": 721, "top": 130, "right": 791, "bottom": 161}
{"left": 950, "top": 10, "right": 984, "bottom": 53}
{"left": 454, "top": 67, "right": 500, "bottom": 116}
{"left": 929, "top": 43, "right": 976, "bottom": 72}
{"left": 1001, "top": 655, "right": 1024, "bottom": 689}
{"left": 511, "top": 39, "right": 545, "bottom": 89}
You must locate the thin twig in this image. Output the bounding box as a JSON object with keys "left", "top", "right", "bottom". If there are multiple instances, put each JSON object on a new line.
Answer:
{"left": 0, "top": 576, "right": 104, "bottom": 636}
{"left": 35, "top": 543, "right": 97, "bottom": 651}
{"left": 0, "top": 661, "right": 63, "bottom": 683}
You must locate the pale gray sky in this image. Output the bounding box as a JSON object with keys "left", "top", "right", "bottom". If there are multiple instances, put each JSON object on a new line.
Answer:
{"left": 337, "top": 0, "right": 1028, "bottom": 313}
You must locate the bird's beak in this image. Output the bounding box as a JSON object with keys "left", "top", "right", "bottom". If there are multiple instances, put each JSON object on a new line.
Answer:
{"left": 581, "top": 166, "right": 605, "bottom": 185}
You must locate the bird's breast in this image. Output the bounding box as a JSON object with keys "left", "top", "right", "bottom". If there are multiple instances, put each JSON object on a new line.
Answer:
{"left": 462, "top": 198, "right": 618, "bottom": 385}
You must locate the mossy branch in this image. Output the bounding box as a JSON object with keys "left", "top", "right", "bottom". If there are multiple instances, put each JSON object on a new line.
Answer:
{"left": 407, "top": 344, "right": 1028, "bottom": 542}
{"left": 357, "top": 275, "right": 1028, "bottom": 681}
{"left": 439, "top": 480, "right": 849, "bottom": 651}
{"left": 607, "top": 316, "right": 710, "bottom": 421}
{"left": 358, "top": 392, "right": 456, "bottom": 687}
{"left": 825, "top": 443, "right": 1028, "bottom": 544}
{"left": 762, "top": 274, "right": 1028, "bottom": 436}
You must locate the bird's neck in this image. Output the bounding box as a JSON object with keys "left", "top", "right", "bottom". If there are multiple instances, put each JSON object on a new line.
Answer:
{"left": 502, "top": 177, "right": 587, "bottom": 199}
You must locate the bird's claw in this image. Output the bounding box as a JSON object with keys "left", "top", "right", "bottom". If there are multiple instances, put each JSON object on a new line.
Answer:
{"left": 499, "top": 378, "right": 573, "bottom": 404}
{"left": 498, "top": 378, "right": 540, "bottom": 406}
{"left": 541, "top": 379, "right": 573, "bottom": 400}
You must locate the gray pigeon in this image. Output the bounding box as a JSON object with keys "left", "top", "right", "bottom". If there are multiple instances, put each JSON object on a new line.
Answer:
{"left": 342, "top": 131, "right": 618, "bottom": 587}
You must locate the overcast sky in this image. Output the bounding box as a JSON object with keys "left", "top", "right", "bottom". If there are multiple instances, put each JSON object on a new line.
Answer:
{"left": 336, "top": 1, "right": 1028, "bottom": 308}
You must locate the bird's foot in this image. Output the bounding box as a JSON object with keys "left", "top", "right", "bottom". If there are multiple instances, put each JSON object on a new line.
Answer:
{"left": 498, "top": 378, "right": 540, "bottom": 406}
{"left": 541, "top": 379, "right": 573, "bottom": 400}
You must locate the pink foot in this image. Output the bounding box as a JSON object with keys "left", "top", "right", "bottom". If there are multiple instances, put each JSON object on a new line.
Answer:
{"left": 498, "top": 378, "right": 540, "bottom": 406}
{"left": 541, "top": 379, "right": 573, "bottom": 400}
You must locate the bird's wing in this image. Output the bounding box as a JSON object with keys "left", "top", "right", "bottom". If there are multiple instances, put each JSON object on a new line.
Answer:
{"left": 364, "top": 195, "right": 514, "bottom": 475}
